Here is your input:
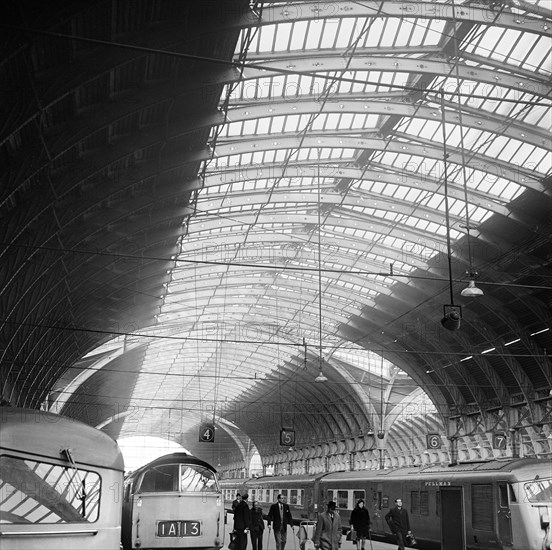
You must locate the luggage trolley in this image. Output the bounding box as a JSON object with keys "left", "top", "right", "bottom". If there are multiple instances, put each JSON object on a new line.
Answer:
{"left": 297, "top": 521, "right": 316, "bottom": 550}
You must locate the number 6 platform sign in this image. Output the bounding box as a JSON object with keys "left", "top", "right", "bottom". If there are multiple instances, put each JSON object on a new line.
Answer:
{"left": 199, "top": 423, "right": 215, "bottom": 443}
{"left": 426, "top": 433, "right": 442, "bottom": 449}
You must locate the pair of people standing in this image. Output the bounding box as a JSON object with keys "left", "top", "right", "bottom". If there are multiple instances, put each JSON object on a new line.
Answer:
{"left": 312, "top": 499, "right": 370, "bottom": 550}
{"left": 351, "top": 496, "right": 413, "bottom": 550}
{"left": 233, "top": 494, "right": 266, "bottom": 550}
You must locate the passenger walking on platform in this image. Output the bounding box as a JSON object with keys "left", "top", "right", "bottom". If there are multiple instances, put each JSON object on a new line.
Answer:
{"left": 349, "top": 499, "right": 371, "bottom": 550}
{"left": 313, "top": 501, "right": 342, "bottom": 550}
{"left": 234, "top": 493, "right": 251, "bottom": 550}
{"left": 267, "top": 494, "right": 294, "bottom": 550}
{"left": 250, "top": 499, "right": 265, "bottom": 550}
{"left": 385, "top": 498, "right": 412, "bottom": 550}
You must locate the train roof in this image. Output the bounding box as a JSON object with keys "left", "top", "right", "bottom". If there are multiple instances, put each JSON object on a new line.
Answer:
{"left": 126, "top": 451, "right": 216, "bottom": 480}
{"left": 0, "top": 407, "right": 124, "bottom": 471}
{"left": 320, "top": 458, "right": 550, "bottom": 482}
{"left": 245, "top": 473, "right": 325, "bottom": 484}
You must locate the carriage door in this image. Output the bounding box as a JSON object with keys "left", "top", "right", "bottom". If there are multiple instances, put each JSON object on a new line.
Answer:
{"left": 497, "top": 482, "right": 513, "bottom": 547}
{"left": 440, "top": 487, "right": 465, "bottom": 550}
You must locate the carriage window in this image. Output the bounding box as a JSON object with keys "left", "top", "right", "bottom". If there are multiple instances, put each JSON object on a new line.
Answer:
{"left": 420, "top": 491, "right": 429, "bottom": 515}
{"left": 472, "top": 484, "right": 493, "bottom": 531}
{"left": 327, "top": 489, "right": 334, "bottom": 502}
{"left": 353, "top": 490, "right": 365, "bottom": 505}
{"left": 0, "top": 455, "right": 101, "bottom": 524}
{"left": 337, "top": 490, "right": 348, "bottom": 509}
{"left": 410, "top": 491, "right": 428, "bottom": 515}
{"left": 524, "top": 479, "right": 552, "bottom": 503}
{"left": 410, "top": 491, "right": 420, "bottom": 514}
{"left": 290, "top": 489, "right": 298, "bottom": 505}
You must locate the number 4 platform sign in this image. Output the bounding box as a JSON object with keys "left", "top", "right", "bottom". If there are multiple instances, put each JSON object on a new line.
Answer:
{"left": 199, "top": 423, "right": 215, "bottom": 443}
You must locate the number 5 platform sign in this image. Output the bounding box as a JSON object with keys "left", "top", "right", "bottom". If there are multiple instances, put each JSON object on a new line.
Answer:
{"left": 199, "top": 423, "right": 215, "bottom": 443}
{"left": 280, "top": 428, "right": 295, "bottom": 446}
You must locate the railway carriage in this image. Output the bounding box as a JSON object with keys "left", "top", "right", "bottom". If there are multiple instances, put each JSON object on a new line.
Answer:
{"left": 222, "top": 458, "right": 551, "bottom": 550}
{"left": 0, "top": 407, "right": 125, "bottom": 550}
{"left": 122, "top": 452, "right": 224, "bottom": 550}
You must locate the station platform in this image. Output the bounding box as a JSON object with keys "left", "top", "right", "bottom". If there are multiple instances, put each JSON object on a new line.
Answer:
{"left": 223, "top": 525, "right": 399, "bottom": 550}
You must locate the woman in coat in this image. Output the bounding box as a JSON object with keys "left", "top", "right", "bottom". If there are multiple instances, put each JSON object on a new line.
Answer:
{"left": 349, "top": 499, "right": 371, "bottom": 550}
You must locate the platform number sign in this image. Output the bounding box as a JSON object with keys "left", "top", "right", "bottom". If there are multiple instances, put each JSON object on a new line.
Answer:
{"left": 199, "top": 423, "right": 215, "bottom": 443}
{"left": 492, "top": 432, "right": 507, "bottom": 450}
{"left": 280, "top": 428, "right": 295, "bottom": 447}
{"left": 426, "top": 433, "right": 442, "bottom": 449}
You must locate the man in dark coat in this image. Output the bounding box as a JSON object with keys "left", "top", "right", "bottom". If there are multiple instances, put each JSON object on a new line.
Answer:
{"left": 249, "top": 499, "right": 265, "bottom": 550}
{"left": 267, "top": 494, "right": 294, "bottom": 550}
{"left": 385, "top": 498, "right": 412, "bottom": 550}
{"left": 234, "top": 493, "right": 252, "bottom": 550}
{"left": 313, "top": 501, "right": 342, "bottom": 550}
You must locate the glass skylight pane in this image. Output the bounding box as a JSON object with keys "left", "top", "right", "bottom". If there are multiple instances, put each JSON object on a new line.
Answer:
{"left": 274, "top": 22, "right": 293, "bottom": 51}
{"left": 362, "top": 18, "right": 385, "bottom": 47}
{"left": 305, "top": 20, "right": 324, "bottom": 49}
{"left": 270, "top": 116, "right": 285, "bottom": 134}
{"left": 290, "top": 21, "right": 308, "bottom": 50}
{"left": 335, "top": 17, "right": 357, "bottom": 48}
{"left": 257, "top": 25, "right": 276, "bottom": 52}
{"left": 320, "top": 20, "right": 339, "bottom": 48}
{"left": 242, "top": 119, "right": 256, "bottom": 134}
{"left": 393, "top": 20, "right": 411, "bottom": 47}
{"left": 256, "top": 118, "right": 271, "bottom": 134}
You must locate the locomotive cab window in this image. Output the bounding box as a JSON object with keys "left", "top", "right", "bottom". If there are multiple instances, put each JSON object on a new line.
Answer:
{"left": 0, "top": 454, "right": 101, "bottom": 524}
{"left": 181, "top": 465, "right": 219, "bottom": 492}
{"left": 524, "top": 478, "right": 552, "bottom": 503}
{"left": 140, "top": 464, "right": 178, "bottom": 492}
{"left": 139, "top": 463, "right": 219, "bottom": 493}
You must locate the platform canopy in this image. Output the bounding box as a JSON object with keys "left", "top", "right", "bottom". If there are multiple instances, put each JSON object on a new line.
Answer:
{"left": 0, "top": 0, "right": 550, "bottom": 468}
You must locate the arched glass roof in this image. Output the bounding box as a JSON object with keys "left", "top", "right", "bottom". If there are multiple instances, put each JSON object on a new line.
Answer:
{"left": 79, "top": 0, "right": 550, "bottom": 456}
